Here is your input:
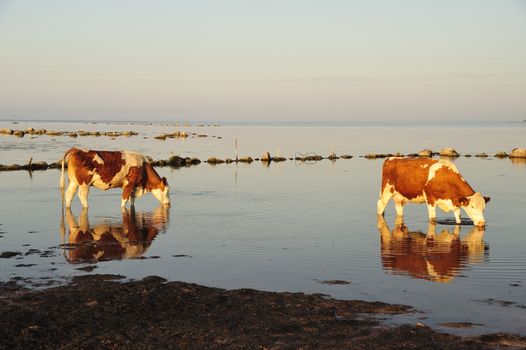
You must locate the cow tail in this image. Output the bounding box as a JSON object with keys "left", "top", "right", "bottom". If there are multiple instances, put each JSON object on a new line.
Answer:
{"left": 59, "top": 154, "right": 66, "bottom": 189}
{"left": 60, "top": 149, "right": 73, "bottom": 189}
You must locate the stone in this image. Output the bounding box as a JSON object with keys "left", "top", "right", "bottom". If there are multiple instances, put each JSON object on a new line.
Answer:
{"left": 0, "top": 128, "right": 14, "bottom": 134}
{"left": 207, "top": 157, "right": 225, "bottom": 164}
{"left": 340, "top": 155, "right": 353, "bottom": 159}
{"left": 327, "top": 152, "right": 338, "bottom": 160}
{"left": 261, "top": 152, "right": 271, "bottom": 162}
{"left": 509, "top": 148, "right": 526, "bottom": 158}
{"left": 418, "top": 149, "right": 433, "bottom": 158}
{"left": 494, "top": 151, "right": 508, "bottom": 158}
{"left": 439, "top": 148, "right": 460, "bottom": 157}
{"left": 238, "top": 157, "right": 253, "bottom": 163}
{"left": 475, "top": 153, "right": 488, "bottom": 158}
{"left": 13, "top": 130, "right": 25, "bottom": 137}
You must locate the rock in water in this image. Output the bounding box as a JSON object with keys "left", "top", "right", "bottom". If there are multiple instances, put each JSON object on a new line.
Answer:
{"left": 509, "top": 148, "right": 526, "bottom": 158}
{"left": 439, "top": 148, "right": 460, "bottom": 157}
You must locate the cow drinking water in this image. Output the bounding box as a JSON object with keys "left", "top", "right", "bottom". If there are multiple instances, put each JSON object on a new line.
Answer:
{"left": 60, "top": 148, "right": 170, "bottom": 208}
{"left": 377, "top": 158, "right": 489, "bottom": 226}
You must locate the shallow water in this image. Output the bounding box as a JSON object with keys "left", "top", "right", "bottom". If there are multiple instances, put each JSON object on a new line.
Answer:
{"left": 0, "top": 121, "right": 525, "bottom": 336}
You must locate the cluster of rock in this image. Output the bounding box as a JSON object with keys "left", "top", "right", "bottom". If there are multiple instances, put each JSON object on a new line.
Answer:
{"left": 154, "top": 131, "right": 190, "bottom": 140}
{"left": 0, "top": 159, "right": 62, "bottom": 172}
{"left": 154, "top": 131, "right": 220, "bottom": 140}
{"left": 150, "top": 156, "right": 201, "bottom": 167}
{"left": 361, "top": 148, "right": 526, "bottom": 159}
{"left": 0, "top": 127, "right": 138, "bottom": 138}
{"left": 2, "top": 148, "right": 526, "bottom": 172}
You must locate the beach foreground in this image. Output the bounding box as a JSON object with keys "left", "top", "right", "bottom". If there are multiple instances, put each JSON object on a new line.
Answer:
{"left": 1, "top": 275, "right": 524, "bottom": 349}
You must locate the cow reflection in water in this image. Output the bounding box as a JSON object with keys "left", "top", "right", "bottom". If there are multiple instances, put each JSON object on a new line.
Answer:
{"left": 377, "top": 215, "right": 487, "bottom": 283}
{"left": 62, "top": 206, "right": 170, "bottom": 263}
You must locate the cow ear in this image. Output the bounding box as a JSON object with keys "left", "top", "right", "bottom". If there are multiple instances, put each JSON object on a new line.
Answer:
{"left": 459, "top": 197, "right": 469, "bottom": 206}
{"left": 483, "top": 196, "right": 490, "bottom": 203}
{"left": 162, "top": 177, "right": 167, "bottom": 185}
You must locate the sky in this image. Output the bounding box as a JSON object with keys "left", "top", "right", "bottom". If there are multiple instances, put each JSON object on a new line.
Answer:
{"left": 0, "top": 0, "right": 525, "bottom": 122}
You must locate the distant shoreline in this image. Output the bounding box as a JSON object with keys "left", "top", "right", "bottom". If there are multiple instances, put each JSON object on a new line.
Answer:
{"left": 1, "top": 119, "right": 525, "bottom": 128}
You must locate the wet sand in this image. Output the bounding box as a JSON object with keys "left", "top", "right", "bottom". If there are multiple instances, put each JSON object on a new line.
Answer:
{"left": 1, "top": 275, "right": 524, "bottom": 349}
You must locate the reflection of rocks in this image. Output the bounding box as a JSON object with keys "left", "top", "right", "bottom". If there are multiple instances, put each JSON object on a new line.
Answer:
{"left": 377, "top": 215, "right": 487, "bottom": 283}
{"left": 510, "top": 157, "right": 526, "bottom": 165}
{"left": 62, "top": 206, "right": 170, "bottom": 263}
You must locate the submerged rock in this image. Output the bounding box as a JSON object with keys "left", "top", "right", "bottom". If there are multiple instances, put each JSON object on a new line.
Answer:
{"left": 494, "top": 151, "right": 508, "bottom": 159}
{"left": 475, "top": 153, "right": 488, "bottom": 158}
{"left": 207, "top": 157, "right": 225, "bottom": 164}
{"left": 340, "top": 154, "right": 353, "bottom": 159}
{"left": 363, "top": 153, "right": 396, "bottom": 159}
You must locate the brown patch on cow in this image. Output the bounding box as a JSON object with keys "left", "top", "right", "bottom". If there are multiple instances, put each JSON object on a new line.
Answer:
{"left": 381, "top": 158, "right": 435, "bottom": 200}
{"left": 424, "top": 167, "right": 475, "bottom": 206}
{"left": 66, "top": 149, "right": 126, "bottom": 185}
{"left": 144, "top": 162, "right": 166, "bottom": 191}
{"left": 122, "top": 166, "right": 143, "bottom": 200}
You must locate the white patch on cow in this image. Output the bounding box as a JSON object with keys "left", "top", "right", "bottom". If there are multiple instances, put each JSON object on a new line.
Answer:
{"left": 92, "top": 154, "right": 104, "bottom": 164}
{"left": 111, "top": 152, "right": 145, "bottom": 187}
{"left": 135, "top": 187, "right": 145, "bottom": 198}
{"left": 151, "top": 186, "right": 170, "bottom": 205}
{"left": 420, "top": 164, "right": 429, "bottom": 169}
{"left": 461, "top": 192, "right": 486, "bottom": 226}
{"left": 409, "top": 194, "right": 426, "bottom": 204}
{"left": 427, "top": 159, "right": 459, "bottom": 182}
{"left": 436, "top": 199, "right": 456, "bottom": 213}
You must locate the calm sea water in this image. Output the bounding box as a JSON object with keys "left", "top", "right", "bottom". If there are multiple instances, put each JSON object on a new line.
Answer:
{"left": 0, "top": 120, "right": 525, "bottom": 336}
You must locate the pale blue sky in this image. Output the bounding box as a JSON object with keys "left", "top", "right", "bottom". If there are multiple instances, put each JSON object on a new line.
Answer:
{"left": 0, "top": 0, "right": 525, "bottom": 122}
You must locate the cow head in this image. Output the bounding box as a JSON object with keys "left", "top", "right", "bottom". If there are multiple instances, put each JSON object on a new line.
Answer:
{"left": 151, "top": 177, "right": 170, "bottom": 206}
{"left": 459, "top": 192, "right": 490, "bottom": 226}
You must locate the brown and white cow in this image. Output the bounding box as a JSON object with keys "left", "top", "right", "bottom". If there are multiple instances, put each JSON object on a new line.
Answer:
{"left": 377, "top": 158, "right": 489, "bottom": 226}
{"left": 60, "top": 148, "right": 170, "bottom": 208}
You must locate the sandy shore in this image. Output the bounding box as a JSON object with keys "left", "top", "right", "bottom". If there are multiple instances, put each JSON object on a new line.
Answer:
{"left": 1, "top": 275, "right": 524, "bottom": 349}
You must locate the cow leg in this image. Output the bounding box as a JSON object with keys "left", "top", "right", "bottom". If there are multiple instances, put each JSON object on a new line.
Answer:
{"left": 130, "top": 191, "right": 136, "bottom": 207}
{"left": 121, "top": 185, "right": 136, "bottom": 208}
{"left": 453, "top": 208, "right": 461, "bottom": 224}
{"left": 394, "top": 196, "right": 405, "bottom": 217}
{"left": 427, "top": 204, "right": 437, "bottom": 222}
{"left": 78, "top": 185, "right": 90, "bottom": 208}
{"left": 65, "top": 182, "right": 78, "bottom": 208}
{"left": 377, "top": 186, "right": 394, "bottom": 215}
